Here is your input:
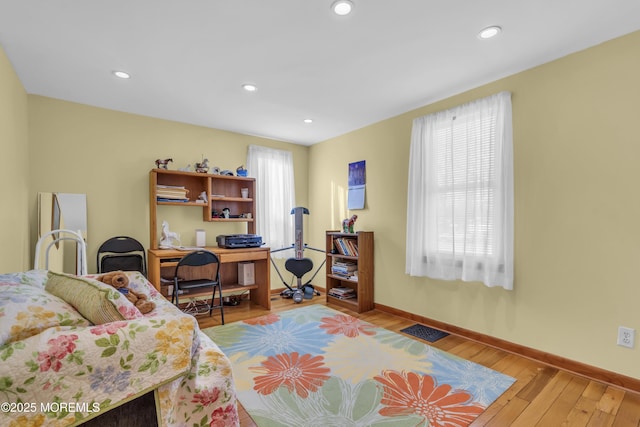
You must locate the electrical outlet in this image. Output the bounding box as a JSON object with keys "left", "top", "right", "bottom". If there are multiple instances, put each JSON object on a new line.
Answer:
{"left": 617, "top": 326, "right": 635, "bottom": 348}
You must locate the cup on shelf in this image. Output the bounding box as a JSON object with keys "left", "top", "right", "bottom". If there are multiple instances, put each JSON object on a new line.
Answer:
{"left": 241, "top": 188, "right": 249, "bottom": 198}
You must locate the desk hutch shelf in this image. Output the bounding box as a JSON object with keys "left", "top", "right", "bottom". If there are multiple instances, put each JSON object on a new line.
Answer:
{"left": 149, "top": 168, "right": 256, "bottom": 249}
{"left": 148, "top": 169, "right": 269, "bottom": 310}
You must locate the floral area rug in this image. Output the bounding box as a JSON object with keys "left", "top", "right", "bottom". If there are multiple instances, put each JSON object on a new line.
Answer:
{"left": 204, "top": 304, "right": 515, "bottom": 427}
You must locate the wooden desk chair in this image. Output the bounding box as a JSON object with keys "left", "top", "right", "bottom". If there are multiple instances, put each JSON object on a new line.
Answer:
{"left": 172, "top": 250, "right": 224, "bottom": 323}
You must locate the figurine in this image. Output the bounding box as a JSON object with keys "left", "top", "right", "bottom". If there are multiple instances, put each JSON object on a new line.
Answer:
{"left": 342, "top": 215, "right": 358, "bottom": 233}
{"left": 155, "top": 158, "right": 173, "bottom": 169}
{"left": 159, "top": 220, "right": 181, "bottom": 248}
{"left": 195, "top": 158, "right": 209, "bottom": 173}
{"left": 236, "top": 165, "right": 248, "bottom": 177}
{"left": 178, "top": 164, "right": 192, "bottom": 172}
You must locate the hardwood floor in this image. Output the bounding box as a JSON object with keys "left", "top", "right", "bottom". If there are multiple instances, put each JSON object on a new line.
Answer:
{"left": 197, "top": 296, "right": 640, "bottom": 427}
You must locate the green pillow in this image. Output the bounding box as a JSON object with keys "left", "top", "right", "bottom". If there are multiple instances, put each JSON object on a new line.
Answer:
{"left": 45, "top": 272, "right": 126, "bottom": 324}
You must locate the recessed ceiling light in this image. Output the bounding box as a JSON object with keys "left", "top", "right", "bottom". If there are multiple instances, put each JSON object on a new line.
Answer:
{"left": 332, "top": 0, "right": 353, "bottom": 16}
{"left": 478, "top": 26, "right": 502, "bottom": 39}
{"left": 113, "top": 70, "right": 130, "bottom": 79}
{"left": 242, "top": 83, "right": 257, "bottom": 92}
{"left": 303, "top": 119, "right": 313, "bottom": 124}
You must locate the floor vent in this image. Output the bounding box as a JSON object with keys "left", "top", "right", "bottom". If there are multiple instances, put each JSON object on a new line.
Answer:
{"left": 400, "top": 324, "right": 450, "bottom": 342}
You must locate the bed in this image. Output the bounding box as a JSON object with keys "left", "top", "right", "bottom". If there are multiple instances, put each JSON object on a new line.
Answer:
{"left": 0, "top": 269, "right": 239, "bottom": 426}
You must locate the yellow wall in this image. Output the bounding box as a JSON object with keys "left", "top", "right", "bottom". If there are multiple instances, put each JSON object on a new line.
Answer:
{"left": 26, "top": 96, "right": 310, "bottom": 279}
{"left": 0, "top": 46, "right": 30, "bottom": 272}
{"left": 309, "top": 31, "right": 640, "bottom": 379}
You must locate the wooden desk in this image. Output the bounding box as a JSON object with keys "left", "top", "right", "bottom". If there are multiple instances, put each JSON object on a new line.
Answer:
{"left": 148, "top": 246, "right": 271, "bottom": 310}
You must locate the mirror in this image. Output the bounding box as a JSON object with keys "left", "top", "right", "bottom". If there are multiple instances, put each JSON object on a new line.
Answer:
{"left": 37, "top": 192, "right": 87, "bottom": 273}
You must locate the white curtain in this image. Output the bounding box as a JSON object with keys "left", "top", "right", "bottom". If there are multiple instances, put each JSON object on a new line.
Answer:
{"left": 405, "top": 91, "right": 513, "bottom": 289}
{"left": 247, "top": 145, "right": 295, "bottom": 258}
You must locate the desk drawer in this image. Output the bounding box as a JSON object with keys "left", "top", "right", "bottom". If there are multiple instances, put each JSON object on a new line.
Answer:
{"left": 218, "top": 250, "right": 267, "bottom": 263}
{"left": 159, "top": 257, "right": 181, "bottom": 268}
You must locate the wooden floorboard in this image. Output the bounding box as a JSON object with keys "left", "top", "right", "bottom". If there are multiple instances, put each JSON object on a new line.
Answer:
{"left": 196, "top": 296, "right": 640, "bottom": 427}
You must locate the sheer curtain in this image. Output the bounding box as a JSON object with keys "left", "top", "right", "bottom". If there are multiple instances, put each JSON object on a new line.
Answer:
{"left": 247, "top": 145, "right": 295, "bottom": 259}
{"left": 405, "top": 91, "right": 513, "bottom": 289}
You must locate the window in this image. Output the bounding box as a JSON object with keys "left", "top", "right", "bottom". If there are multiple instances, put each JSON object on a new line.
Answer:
{"left": 405, "top": 91, "right": 513, "bottom": 289}
{"left": 246, "top": 145, "right": 295, "bottom": 258}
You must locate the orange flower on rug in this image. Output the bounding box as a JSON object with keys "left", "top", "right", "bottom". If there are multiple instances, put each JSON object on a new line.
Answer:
{"left": 205, "top": 304, "right": 514, "bottom": 426}
{"left": 375, "top": 370, "right": 484, "bottom": 426}
{"left": 252, "top": 352, "right": 331, "bottom": 397}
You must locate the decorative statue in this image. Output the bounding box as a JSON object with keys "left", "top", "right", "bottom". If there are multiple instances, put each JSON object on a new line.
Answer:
{"left": 342, "top": 215, "right": 358, "bottom": 233}
{"left": 195, "top": 158, "right": 209, "bottom": 173}
{"left": 159, "top": 220, "right": 181, "bottom": 248}
{"left": 155, "top": 158, "right": 173, "bottom": 169}
{"left": 178, "top": 164, "right": 191, "bottom": 172}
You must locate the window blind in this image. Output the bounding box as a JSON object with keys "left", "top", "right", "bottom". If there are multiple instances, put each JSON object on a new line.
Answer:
{"left": 406, "top": 91, "right": 513, "bottom": 289}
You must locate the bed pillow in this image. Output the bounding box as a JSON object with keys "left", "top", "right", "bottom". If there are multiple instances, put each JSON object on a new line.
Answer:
{"left": 45, "top": 272, "right": 142, "bottom": 324}
{"left": 0, "top": 279, "right": 90, "bottom": 345}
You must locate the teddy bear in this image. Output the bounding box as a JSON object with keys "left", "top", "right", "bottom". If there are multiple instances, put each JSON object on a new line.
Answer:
{"left": 96, "top": 271, "right": 156, "bottom": 314}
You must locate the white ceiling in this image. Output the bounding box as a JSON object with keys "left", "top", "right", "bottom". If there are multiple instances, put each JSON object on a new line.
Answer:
{"left": 1, "top": 1, "right": 639, "bottom": 146}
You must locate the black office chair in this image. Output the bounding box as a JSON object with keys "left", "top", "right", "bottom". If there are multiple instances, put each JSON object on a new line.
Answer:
{"left": 97, "top": 236, "right": 147, "bottom": 276}
{"left": 173, "top": 250, "right": 224, "bottom": 323}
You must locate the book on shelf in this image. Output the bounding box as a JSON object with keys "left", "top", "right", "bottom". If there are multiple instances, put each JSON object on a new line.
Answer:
{"left": 329, "top": 287, "right": 356, "bottom": 299}
{"left": 157, "top": 187, "right": 187, "bottom": 192}
{"left": 330, "top": 286, "right": 355, "bottom": 294}
{"left": 346, "top": 239, "right": 359, "bottom": 256}
{"left": 157, "top": 184, "right": 186, "bottom": 189}
{"left": 157, "top": 188, "right": 188, "bottom": 194}
{"left": 331, "top": 265, "right": 357, "bottom": 272}
{"left": 331, "top": 264, "right": 357, "bottom": 275}
{"left": 333, "top": 261, "right": 356, "bottom": 267}
{"left": 156, "top": 185, "right": 189, "bottom": 195}
{"left": 157, "top": 192, "right": 189, "bottom": 199}
{"left": 329, "top": 290, "right": 355, "bottom": 296}
{"left": 329, "top": 293, "right": 356, "bottom": 300}
{"left": 157, "top": 185, "right": 189, "bottom": 202}
{"left": 157, "top": 197, "right": 189, "bottom": 203}
{"left": 333, "top": 237, "right": 359, "bottom": 256}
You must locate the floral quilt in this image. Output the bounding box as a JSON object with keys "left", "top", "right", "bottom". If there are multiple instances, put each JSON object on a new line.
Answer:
{"left": 0, "top": 270, "right": 238, "bottom": 427}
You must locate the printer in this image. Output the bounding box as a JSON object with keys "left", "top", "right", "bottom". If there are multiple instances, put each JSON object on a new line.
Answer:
{"left": 216, "top": 234, "right": 263, "bottom": 249}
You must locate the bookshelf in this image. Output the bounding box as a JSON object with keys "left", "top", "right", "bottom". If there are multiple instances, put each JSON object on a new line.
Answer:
{"left": 325, "top": 231, "right": 374, "bottom": 313}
